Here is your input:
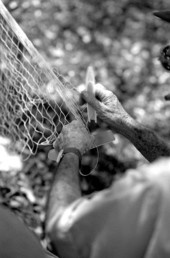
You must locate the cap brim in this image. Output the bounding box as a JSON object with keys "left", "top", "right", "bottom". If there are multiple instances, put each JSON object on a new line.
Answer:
{"left": 153, "top": 11, "right": 170, "bottom": 23}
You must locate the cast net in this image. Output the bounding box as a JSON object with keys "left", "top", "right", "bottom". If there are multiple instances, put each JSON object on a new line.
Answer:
{"left": 0, "top": 0, "right": 88, "bottom": 159}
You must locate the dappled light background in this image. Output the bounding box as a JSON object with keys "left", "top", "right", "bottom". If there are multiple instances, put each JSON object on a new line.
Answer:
{"left": 1, "top": 0, "right": 170, "bottom": 246}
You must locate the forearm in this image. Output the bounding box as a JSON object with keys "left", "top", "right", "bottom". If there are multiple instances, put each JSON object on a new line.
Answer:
{"left": 114, "top": 116, "right": 170, "bottom": 162}
{"left": 81, "top": 85, "right": 170, "bottom": 161}
{"left": 46, "top": 153, "right": 81, "bottom": 232}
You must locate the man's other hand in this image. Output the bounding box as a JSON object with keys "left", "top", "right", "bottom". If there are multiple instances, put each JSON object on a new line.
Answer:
{"left": 53, "top": 120, "right": 93, "bottom": 154}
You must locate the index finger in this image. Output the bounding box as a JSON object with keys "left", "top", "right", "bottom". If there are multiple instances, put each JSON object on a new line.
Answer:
{"left": 93, "top": 83, "right": 113, "bottom": 101}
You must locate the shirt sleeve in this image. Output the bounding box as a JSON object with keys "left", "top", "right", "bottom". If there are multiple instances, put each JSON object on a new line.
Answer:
{"left": 0, "top": 205, "right": 47, "bottom": 258}
{"left": 53, "top": 158, "right": 170, "bottom": 258}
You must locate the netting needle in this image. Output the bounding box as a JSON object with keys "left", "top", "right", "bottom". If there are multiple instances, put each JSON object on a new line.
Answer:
{"left": 86, "top": 66, "right": 97, "bottom": 123}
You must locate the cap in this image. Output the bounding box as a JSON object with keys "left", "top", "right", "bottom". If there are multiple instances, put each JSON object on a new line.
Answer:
{"left": 153, "top": 11, "right": 170, "bottom": 23}
{"left": 154, "top": 10, "right": 170, "bottom": 102}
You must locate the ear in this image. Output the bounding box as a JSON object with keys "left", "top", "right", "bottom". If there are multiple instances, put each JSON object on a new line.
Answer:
{"left": 153, "top": 11, "right": 170, "bottom": 23}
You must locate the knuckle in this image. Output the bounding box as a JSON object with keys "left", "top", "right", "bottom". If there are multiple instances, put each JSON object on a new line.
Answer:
{"left": 96, "top": 83, "right": 105, "bottom": 89}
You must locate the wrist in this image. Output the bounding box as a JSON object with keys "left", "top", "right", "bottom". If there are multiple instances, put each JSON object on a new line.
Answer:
{"left": 62, "top": 151, "right": 80, "bottom": 164}
{"left": 63, "top": 144, "right": 86, "bottom": 155}
{"left": 110, "top": 115, "right": 136, "bottom": 138}
{"left": 63, "top": 148, "right": 82, "bottom": 164}
{"left": 59, "top": 152, "right": 80, "bottom": 174}
{"left": 58, "top": 147, "right": 82, "bottom": 167}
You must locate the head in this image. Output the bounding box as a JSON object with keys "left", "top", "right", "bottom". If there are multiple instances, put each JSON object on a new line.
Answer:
{"left": 154, "top": 11, "right": 170, "bottom": 100}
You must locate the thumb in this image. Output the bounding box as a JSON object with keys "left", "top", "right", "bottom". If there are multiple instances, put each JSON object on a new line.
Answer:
{"left": 81, "top": 90, "right": 102, "bottom": 111}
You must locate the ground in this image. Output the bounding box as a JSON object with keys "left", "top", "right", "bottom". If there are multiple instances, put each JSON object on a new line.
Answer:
{"left": 1, "top": 0, "right": 170, "bottom": 249}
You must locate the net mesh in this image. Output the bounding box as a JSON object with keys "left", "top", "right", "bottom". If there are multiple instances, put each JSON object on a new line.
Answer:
{"left": 0, "top": 0, "right": 88, "bottom": 159}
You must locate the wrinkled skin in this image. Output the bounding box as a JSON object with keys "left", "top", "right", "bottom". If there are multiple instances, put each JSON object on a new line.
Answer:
{"left": 81, "top": 83, "right": 131, "bottom": 134}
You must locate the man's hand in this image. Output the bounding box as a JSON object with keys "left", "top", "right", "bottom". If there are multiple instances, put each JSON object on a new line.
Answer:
{"left": 81, "top": 83, "right": 131, "bottom": 134}
{"left": 53, "top": 120, "right": 93, "bottom": 154}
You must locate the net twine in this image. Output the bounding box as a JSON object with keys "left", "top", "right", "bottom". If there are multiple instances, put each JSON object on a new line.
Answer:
{"left": 0, "top": 0, "right": 89, "bottom": 159}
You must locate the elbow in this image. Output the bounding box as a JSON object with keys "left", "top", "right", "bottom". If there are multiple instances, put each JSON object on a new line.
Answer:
{"left": 45, "top": 212, "right": 75, "bottom": 258}
{"left": 46, "top": 218, "right": 69, "bottom": 244}
{"left": 45, "top": 207, "right": 66, "bottom": 239}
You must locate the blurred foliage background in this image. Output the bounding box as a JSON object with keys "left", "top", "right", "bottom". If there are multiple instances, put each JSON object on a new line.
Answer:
{"left": 1, "top": 0, "right": 170, "bottom": 248}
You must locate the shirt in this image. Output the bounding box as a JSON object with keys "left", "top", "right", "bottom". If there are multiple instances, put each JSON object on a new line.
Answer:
{"left": 0, "top": 205, "right": 58, "bottom": 258}
{"left": 54, "top": 158, "right": 170, "bottom": 258}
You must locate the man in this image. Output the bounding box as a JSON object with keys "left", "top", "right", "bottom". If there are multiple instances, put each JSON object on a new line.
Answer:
{"left": 0, "top": 10, "right": 169, "bottom": 258}
{"left": 45, "top": 11, "right": 170, "bottom": 258}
